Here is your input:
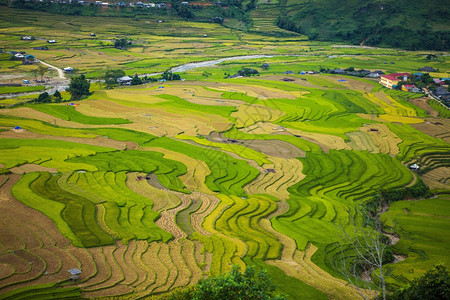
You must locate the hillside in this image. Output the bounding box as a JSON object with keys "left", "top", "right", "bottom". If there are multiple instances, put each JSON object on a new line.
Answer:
{"left": 272, "top": 0, "right": 450, "bottom": 50}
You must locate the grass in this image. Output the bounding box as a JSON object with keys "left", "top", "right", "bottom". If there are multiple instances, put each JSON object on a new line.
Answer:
{"left": 29, "top": 104, "right": 130, "bottom": 125}
{"left": 143, "top": 137, "right": 259, "bottom": 196}
{"left": 382, "top": 195, "right": 450, "bottom": 287}
{"left": 0, "top": 85, "right": 45, "bottom": 95}
{"left": 68, "top": 150, "right": 188, "bottom": 193}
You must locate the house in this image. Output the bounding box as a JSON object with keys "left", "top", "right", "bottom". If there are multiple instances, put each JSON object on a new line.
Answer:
{"left": 373, "top": 70, "right": 385, "bottom": 75}
{"left": 64, "top": 67, "right": 74, "bottom": 72}
{"left": 282, "top": 71, "right": 294, "bottom": 74}
{"left": 25, "top": 54, "right": 35, "bottom": 61}
{"left": 433, "top": 79, "right": 444, "bottom": 85}
{"left": 90, "top": 33, "right": 96, "bottom": 37}
{"left": 434, "top": 86, "right": 450, "bottom": 100}
{"left": 409, "top": 164, "right": 420, "bottom": 170}
{"left": 380, "top": 73, "right": 410, "bottom": 89}
{"left": 413, "top": 72, "right": 423, "bottom": 79}
{"left": 420, "top": 66, "right": 436, "bottom": 72}
{"left": 14, "top": 53, "right": 25, "bottom": 60}
{"left": 402, "top": 84, "right": 420, "bottom": 93}
{"left": 47, "top": 40, "right": 56, "bottom": 43}
{"left": 22, "top": 36, "right": 32, "bottom": 40}
{"left": 330, "top": 68, "right": 344, "bottom": 74}
{"left": 136, "top": 2, "right": 144, "bottom": 7}
{"left": 117, "top": 76, "right": 133, "bottom": 85}
{"left": 368, "top": 72, "right": 380, "bottom": 78}
{"left": 441, "top": 78, "right": 450, "bottom": 83}
{"left": 33, "top": 46, "right": 48, "bottom": 50}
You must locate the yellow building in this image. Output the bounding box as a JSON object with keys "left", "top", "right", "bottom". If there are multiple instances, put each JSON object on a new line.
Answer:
{"left": 380, "top": 73, "right": 410, "bottom": 89}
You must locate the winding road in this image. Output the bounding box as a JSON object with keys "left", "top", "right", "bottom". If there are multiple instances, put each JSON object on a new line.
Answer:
{"left": 38, "top": 60, "right": 66, "bottom": 79}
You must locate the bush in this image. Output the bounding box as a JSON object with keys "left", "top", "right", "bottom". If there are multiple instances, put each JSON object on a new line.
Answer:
{"left": 389, "top": 265, "right": 450, "bottom": 300}
{"left": 168, "top": 265, "right": 287, "bottom": 300}
{"left": 67, "top": 74, "right": 91, "bottom": 100}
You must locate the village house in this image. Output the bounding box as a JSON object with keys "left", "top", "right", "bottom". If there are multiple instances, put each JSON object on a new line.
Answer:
{"left": 380, "top": 73, "right": 410, "bottom": 89}
{"left": 419, "top": 66, "right": 436, "bottom": 72}
{"left": 402, "top": 84, "right": 420, "bottom": 93}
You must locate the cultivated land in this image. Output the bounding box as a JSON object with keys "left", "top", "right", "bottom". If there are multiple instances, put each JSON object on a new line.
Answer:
{"left": 0, "top": 6, "right": 449, "bottom": 300}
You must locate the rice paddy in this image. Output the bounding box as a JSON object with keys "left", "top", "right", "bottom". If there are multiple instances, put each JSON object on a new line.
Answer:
{"left": 0, "top": 6, "right": 449, "bottom": 300}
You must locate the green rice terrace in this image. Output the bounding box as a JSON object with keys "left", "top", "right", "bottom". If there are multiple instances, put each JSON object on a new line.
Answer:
{"left": 0, "top": 6, "right": 449, "bottom": 300}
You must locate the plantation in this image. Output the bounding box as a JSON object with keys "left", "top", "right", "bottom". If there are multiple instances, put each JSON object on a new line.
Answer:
{"left": 0, "top": 5, "right": 449, "bottom": 300}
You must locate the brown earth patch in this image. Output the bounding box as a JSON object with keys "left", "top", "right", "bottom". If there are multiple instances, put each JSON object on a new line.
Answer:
{"left": 409, "top": 98, "right": 439, "bottom": 117}
{"left": 412, "top": 118, "right": 450, "bottom": 143}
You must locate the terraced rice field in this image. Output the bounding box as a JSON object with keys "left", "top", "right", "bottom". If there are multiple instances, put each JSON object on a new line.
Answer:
{"left": 0, "top": 60, "right": 449, "bottom": 299}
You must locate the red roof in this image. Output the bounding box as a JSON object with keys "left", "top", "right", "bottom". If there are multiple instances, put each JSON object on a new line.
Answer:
{"left": 403, "top": 84, "right": 415, "bottom": 88}
{"left": 381, "top": 73, "right": 410, "bottom": 81}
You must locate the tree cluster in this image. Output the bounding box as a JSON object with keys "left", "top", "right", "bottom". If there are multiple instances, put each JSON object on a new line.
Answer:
{"left": 389, "top": 265, "right": 450, "bottom": 300}
{"left": 161, "top": 71, "right": 181, "bottom": 81}
{"left": 237, "top": 68, "right": 259, "bottom": 77}
{"left": 33, "top": 90, "right": 63, "bottom": 103}
{"left": 67, "top": 74, "right": 91, "bottom": 100}
{"left": 113, "top": 38, "right": 132, "bottom": 50}
{"left": 167, "top": 265, "right": 286, "bottom": 300}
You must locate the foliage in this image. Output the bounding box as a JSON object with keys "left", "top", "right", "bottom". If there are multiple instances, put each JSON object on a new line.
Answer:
{"left": 36, "top": 92, "right": 51, "bottom": 103}
{"left": 104, "top": 69, "right": 125, "bottom": 89}
{"left": 67, "top": 74, "right": 91, "bottom": 100}
{"left": 53, "top": 90, "right": 62, "bottom": 102}
{"left": 169, "top": 265, "right": 286, "bottom": 300}
{"left": 131, "top": 73, "right": 143, "bottom": 85}
{"left": 113, "top": 37, "right": 132, "bottom": 49}
{"left": 389, "top": 265, "right": 450, "bottom": 300}
{"left": 275, "top": 0, "right": 450, "bottom": 51}
{"left": 237, "top": 68, "right": 259, "bottom": 77}
{"left": 161, "top": 71, "right": 181, "bottom": 81}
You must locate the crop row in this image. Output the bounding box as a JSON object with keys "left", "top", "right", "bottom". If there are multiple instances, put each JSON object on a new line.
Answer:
{"left": 30, "top": 104, "right": 130, "bottom": 125}
{"left": 272, "top": 150, "right": 413, "bottom": 251}
{"left": 177, "top": 134, "right": 271, "bottom": 166}
{"left": 68, "top": 150, "right": 188, "bottom": 193}
{"left": 143, "top": 137, "right": 259, "bottom": 196}
{"left": 12, "top": 171, "right": 173, "bottom": 248}
{"left": 388, "top": 123, "right": 450, "bottom": 162}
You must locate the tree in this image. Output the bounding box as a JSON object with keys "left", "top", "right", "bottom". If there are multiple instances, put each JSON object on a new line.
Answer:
{"left": 334, "top": 198, "right": 393, "bottom": 300}
{"left": 105, "top": 69, "right": 125, "bottom": 89}
{"left": 168, "top": 265, "right": 286, "bottom": 300}
{"left": 161, "top": 71, "right": 181, "bottom": 81}
{"left": 53, "top": 90, "right": 62, "bottom": 102}
{"left": 67, "top": 74, "right": 91, "bottom": 100}
{"left": 38, "top": 65, "right": 47, "bottom": 81}
{"left": 113, "top": 38, "right": 131, "bottom": 49}
{"left": 36, "top": 92, "right": 51, "bottom": 103}
{"left": 308, "top": 31, "right": 319, "bottom": 41}
{"left": 131, "top": 74, "right": 142, "bottom": 85}
{"left": 389, "top": 265, "right": 449, "bottom": 300}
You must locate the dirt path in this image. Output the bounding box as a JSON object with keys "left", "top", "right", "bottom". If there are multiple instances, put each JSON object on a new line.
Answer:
{"left": 38, "top": 60, "right": 66, "bottom": 79}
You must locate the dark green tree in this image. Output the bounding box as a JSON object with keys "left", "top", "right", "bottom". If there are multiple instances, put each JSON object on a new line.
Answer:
{"left": 390, "top": 265, "right": 449, "bottom": 300}
{"left": 421, "top": 73, "right": 434, "bottom": 85}
{"left": 105, "top": 69, "right": 125, "bottom": 89}
{"left": 131, "top": 74, "right": 142, "bottom": 85}
{"left": 36, "top": 92, "right": 51, "bottom": 103}
{"left": 53, "top": 90, "right": 62, "bottom": 102}
{"left": 168, "top": 265, "right": 286, "bottom": 300}
{"left": 67, "top": 74, "right": 91, "bottom": 100}
{"left": 113, "top": 38, "right": 131, "bottom": 49}
{"left": 161, "top": 71, "right": 181, "bottom": 81}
